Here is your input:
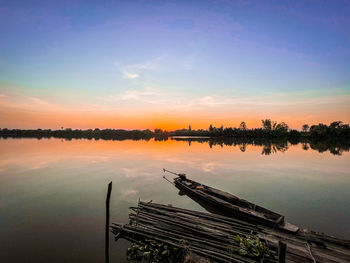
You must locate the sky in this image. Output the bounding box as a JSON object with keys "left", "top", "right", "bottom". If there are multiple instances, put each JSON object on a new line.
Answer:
{"left": 0, "top": 0, "right": 349, "bottom": 130}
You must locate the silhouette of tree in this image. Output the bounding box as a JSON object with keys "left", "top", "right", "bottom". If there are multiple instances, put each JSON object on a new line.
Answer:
{"left": 261, "top": 119, "right": 273, "bottom": 130}
{"left": 274, "top": 122, "right": 289, "bottom": 132}
{"left": 330, "top": 121, "right": 343, "bottom": 129}
{"left": 219, "top": 125, "right": 223, "bottom": 133}
{"left": 239, "top": 121, "right": 247, "bottom": 130}
{"left": 302, "top": 124, "right": 309, "bottom": 132}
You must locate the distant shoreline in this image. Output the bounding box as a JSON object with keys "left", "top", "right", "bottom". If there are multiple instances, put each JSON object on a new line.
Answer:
{"left": 1, "top": 122, "right": 349, "bottom": 156}
{"left": 1, "top": 120, "right": 349, "bottom": 141}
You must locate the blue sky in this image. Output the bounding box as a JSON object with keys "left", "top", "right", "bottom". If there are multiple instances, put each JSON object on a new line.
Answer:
{"left": 0, "top": 0, "right": 349, "bottom": 129}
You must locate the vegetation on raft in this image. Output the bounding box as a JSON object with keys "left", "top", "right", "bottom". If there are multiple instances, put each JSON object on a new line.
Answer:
{"left": 126, "top": 240, "right": 183, "bottom": 262}
{"left": 235, "top": 234, "right": 271, "bottom": 260}
{"left": 125, "top": 234, "right": 271, "bottom": 263}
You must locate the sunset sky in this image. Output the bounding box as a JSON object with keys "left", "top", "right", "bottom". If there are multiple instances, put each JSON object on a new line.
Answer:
{"left": 0, "top": 0, "right": 349, "bottom": 130}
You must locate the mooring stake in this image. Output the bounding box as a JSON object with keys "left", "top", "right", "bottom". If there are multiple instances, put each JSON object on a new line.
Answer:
{"left": 105, "top": 182, "right": 112, "bottom": 263}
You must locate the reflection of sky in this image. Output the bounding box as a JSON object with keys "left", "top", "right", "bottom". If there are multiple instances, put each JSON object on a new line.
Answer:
{"left": 0, "top": 1, "right": 350, "bottom": 129}
{"left": 0, "top": 138, "right": 349, "bottom": 263}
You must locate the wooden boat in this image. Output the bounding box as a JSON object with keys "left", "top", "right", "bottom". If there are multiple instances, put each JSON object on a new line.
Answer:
{"left": 170, "top": 172, "right": 299, "bottom": 233}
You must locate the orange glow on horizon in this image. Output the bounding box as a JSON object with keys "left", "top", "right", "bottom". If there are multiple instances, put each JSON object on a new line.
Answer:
{"left": 1, "top": 85, "right": 350, "bottom": 131}
{"left": 1, "top": 98, "right": 350, "bottom": 131}
{"left": 1, "top": 107, "right": 350, "bottom": 131}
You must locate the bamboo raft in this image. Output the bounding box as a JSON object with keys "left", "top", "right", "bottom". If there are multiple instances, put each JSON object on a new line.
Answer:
{"left": 112, "top": 201, "right": 350, "bottom": 263}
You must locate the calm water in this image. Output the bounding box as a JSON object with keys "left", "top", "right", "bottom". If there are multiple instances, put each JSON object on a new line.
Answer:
{"left": 1, "top": 138, "right": 349, "bottom": 262}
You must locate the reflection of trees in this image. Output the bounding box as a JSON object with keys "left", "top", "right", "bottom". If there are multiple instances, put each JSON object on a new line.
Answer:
{"left": 302, "top": 143, "right": 309, "bottom": 151}
{"left": 275, "top": 141, "right": 288, "bottom": 153}
{"left": 261, "top": 141, "right": 288, "bottom": 155}
{"left": 239, "top": 143, "right": 247, "bottom": 152}
{"left": 261, "top": 144, "right": 273, "bottom": 155}
{"left": 1, "top": 126, "right": 349, "bottom": 156}
{"left": 171, "top": 137, "right": 350, "bottom": 156}
{"left": 308, "top": 139, "right": 350, "bottom": 156}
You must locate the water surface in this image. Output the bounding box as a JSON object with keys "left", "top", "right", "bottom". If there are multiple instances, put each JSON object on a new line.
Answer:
{"left": 1, "top": 138, "right": 349, "bottom": 262}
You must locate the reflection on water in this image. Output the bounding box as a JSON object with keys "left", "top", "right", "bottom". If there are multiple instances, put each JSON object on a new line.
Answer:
{"left": 171, "top": 137, "right": 350, "bottom": 156}
{"left": 0, "top": 138, "right": 349, "bottom": 263}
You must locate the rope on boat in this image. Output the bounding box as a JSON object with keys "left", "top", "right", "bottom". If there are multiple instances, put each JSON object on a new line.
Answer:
{"left": 163, "top": 168, "right": 180, "bottom": 176}
{"left": 163, "top": 175, "right": 175, "bottom": 186}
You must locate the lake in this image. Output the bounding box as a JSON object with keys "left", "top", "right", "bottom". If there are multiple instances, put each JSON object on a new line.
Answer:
{"left": 1, "top": 138, "right": 349, "bottom": 262}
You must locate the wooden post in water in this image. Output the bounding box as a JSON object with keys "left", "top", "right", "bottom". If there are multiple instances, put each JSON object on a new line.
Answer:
{"left": 105, "top": 182, "right": 112, "bottom": 263}
{"left": 278, "top": 241, "right": 286, "bottom": 263}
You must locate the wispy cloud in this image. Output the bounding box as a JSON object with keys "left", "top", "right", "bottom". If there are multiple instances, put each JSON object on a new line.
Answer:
{"left": 134, "top": 56, "right": 165, "bottom": 71}
{"left": 106, "top": 88, "right": 350, "bottom": 111}
{"left": 115, "top": 56, "right": 166, "bottom": 80}
{"left": 2, "top": 86, "right": 349, "bottom": 115}
{"left": 108, "top": 89, "right": 163, "bottom": 105}
{"left": 0, "top": 93, "right": 65, "bottom": 112}
{"left": 115, "top": 53, "right": 197, "bottom": 81}
{"left": 121, "top": 70, "right": 140, "bottom": 79}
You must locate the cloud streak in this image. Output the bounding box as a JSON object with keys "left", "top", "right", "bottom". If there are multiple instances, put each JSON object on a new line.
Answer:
{"left": 106, "top": 88, "right": 350, "bottom": 110}
{"left": 2, "top": 86, "right": 350, "bottom": 114}
{"left": 116, "top": 56, "right": 166, "bottom": 80}
{"left": 115, "top": 53, "right": 197, "bottom": 82}
{"left": 1, "top": 84, "right": 349, "bottom": 130}
{"left": 121, "top": 70, "right": 139, "bottom": 79}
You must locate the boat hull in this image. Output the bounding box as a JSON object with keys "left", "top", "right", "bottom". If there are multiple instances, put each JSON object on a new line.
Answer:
{"left": 174, "top": 177, "right": 299, "bottom": 233}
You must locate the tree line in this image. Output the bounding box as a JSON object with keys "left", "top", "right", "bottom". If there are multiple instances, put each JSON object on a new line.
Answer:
{"left": 171, "top": 119, "right": 350, "bottom": 140}
{"left": 0, "top": 128, "right": 155, "bottom": 140}
{"left": 0, "top": 119, "right": 349, "bottom": 141}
